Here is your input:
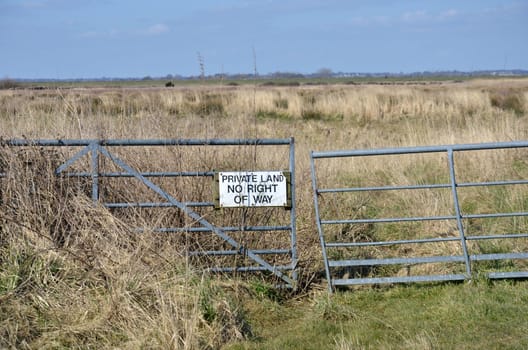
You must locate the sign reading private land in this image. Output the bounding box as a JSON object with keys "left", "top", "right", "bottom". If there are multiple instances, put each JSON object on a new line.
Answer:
{"left": 217, "top": 171, "right": 289, "bottom": 208}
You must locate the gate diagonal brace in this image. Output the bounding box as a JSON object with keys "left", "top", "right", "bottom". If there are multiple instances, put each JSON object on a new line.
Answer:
{"left": 96, "top": 145, "right": 295, "bottom": 287}
{"left": 54, "top": 143, "right": 94, "bottom": 175}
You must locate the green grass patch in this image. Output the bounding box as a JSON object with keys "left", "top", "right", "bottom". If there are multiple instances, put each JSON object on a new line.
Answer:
{"left": 301, "top": 109, "right": 344, "bottom": 122}
{"left": 256, "top": 110, "right": 291, "bottom": 120}
{"left": 225, "top": 280, "right": 528, "bottom": 349}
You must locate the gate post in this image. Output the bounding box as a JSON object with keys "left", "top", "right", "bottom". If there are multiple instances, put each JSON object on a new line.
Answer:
{"left": 310, "top": 151, "right": 333, "bottom": 293}
{"left": 447, "top": 149, "right": 471, "bottom": 276}
{"left": 90, "top": 142, "right": 99, "bottom": 204}
{"left": 289, "top": 138, "right": 299, "bottom": 283}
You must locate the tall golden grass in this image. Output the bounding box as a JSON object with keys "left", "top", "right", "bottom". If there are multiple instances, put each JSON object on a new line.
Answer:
{"left": 1, "top": 78, "right": 527, "bottom": 348}
{"left": 0, "top": 147, "right": 254, "bottom": 349}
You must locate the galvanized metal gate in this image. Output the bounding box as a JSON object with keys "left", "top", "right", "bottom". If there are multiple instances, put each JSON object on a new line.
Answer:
{"left": 1, "top": 138, "right": 297, "bottom": 288}
{"left": 311, "top": 141, "right": 528, "bottom": 292}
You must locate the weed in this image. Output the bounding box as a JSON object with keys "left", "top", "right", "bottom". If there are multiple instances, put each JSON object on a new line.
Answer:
{"left": 0, "top": 78, "right": 20, "bottom": 90}
{"left": 301, "top": 109, "right": 343, "bottom": 121}
{"left": 273, "top": 98, "right": 289, "bottom": 109}
{"left": 191, "top": 94, "right": 225, "bottom": 116}
{"left": 256, "top": 110, "right": 290, "bottom": 120}
{"left": 250, "top": 280, "right": 281, "bottom": 301}
{"left": 490, "top": 90, "right": 525, "bottom": 115}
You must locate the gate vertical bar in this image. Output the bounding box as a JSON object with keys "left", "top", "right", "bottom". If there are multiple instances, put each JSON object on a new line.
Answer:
{"left": 289, "top": 137, "right": 298, "bottom": 283}
{"left": 447, "top": 148, "right": 472, "bottom": 276}
{"left": 90, "top": 142, "right": 99, "bottom": 204}
{"left": 310, "top": 152, "right": 333, "bottom": 292}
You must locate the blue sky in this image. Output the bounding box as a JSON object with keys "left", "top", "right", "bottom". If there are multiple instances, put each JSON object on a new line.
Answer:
{"left": 1, "top": 0, "right": 527, "bottom": 79}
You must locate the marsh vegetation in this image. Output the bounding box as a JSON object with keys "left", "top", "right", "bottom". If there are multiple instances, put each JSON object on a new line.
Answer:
{"left": 1, "top": 78, "right": 528, "bottom": 348}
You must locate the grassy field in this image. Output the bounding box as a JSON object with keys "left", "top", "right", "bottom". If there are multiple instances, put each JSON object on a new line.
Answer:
{"left": 226, "top": 279, "right": 528, "bottom": 350}
{"left": 1, "top": 77, "right": 528, "bottom": 349}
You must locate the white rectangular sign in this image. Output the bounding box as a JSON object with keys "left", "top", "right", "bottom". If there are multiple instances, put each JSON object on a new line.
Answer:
{"left": 218, "top": 171, "right": 288, "bottom": 207}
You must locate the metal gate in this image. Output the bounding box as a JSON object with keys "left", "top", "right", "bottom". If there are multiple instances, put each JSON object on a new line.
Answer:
{"left": 311, "top": 141, "right": 528, "bottom": 292}
{"left": 1, "top": 138, "right": 297, "bottom": 288}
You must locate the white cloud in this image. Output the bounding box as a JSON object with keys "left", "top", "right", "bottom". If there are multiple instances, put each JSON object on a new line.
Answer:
{"left": 348, "top": 15, "right": 390, "bottom": 27}
{"left": 438, "top": 9, "right": 459, "bottom": 20}
{"left": 347, "top": 8, "right": 460, "bottom": 28}
{"left": 80, "top": 30, "right": 98, "bottom": 38}
{"left": 401, "top": 10, "right": 428, "bottom": 22}
{"left": 80, "top": 24, "right": 169, "bottom": 39}
{"left": 144, "top": 23, "right": 169, "bottom": 36}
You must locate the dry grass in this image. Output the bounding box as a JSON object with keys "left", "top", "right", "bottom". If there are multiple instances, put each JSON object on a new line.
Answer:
{"left": 1, "top": 78, "right": 528, "bottom": 348}
{"left": 0, "top": 148, "right": 251, "bottom": 349}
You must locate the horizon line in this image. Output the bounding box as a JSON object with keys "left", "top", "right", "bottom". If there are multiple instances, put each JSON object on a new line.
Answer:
{"left": 5, "top": 68, "right": 528, "bottom": 82}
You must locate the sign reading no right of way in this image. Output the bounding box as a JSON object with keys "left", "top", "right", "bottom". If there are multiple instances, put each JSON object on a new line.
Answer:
{"left": 215, "top": 171, "right": 291, "bottom": 208}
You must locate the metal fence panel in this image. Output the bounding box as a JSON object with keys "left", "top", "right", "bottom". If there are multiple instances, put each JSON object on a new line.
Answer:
{"left": 311, "top": 141, "right": 528, "bottom": 292}
{"left": 1, "top": 138, "right": 297, "bottom": 288}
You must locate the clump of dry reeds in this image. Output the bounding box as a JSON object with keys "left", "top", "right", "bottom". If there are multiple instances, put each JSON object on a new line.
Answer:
{"left": 0, "top": 147, "right": 252, "bottom": 349}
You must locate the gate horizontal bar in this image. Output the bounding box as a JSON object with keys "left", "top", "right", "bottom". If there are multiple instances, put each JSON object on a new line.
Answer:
{"left": 332, "top": 274, "right": 468, "bottom": 286}
{"left": 329, "top": 255, "right": 465, "bottom": 267}
{"left": 318, "top": 183, "right": 450, "bottom": 193}
{"left": 488, "top": 272, "right": 528, "bottom": 279}
{"left": 326, "top": 236, "right": 460, "bottom": 248}
{"left": 322, "top": 215, "right": 456, "bottom": 225}
{"left": 470, "top": 253, "right": 528, "bottom": 261}
{"left": 3, "top": 138, "right": 292, "bottom": 147}
{"left": 207, "top": 265, "right": 294, "bottom": 273}
{"left": 66, "top": 171, "right": 215, "bottom": 177}
{"left": 188, "top": 249, "right": 290, "bottom": 256}
{"left": 317, "top": 179, "right": 528, "bottom": 194}
{"left": 466, "top": 233, "right": 528, "bottom": 240}
{"left": 139, "top": 225, "right": 292, "bottom": 233}
{"left": 322, "top": 212, "right": 528, "bottom": 224}
{"left": 105, "top": 202, "right": 214, "bottom": 208}
{"left": 463, "top": 212, "right": 528, "bottom": 219}
{"left": 458, "top": 179, "right": 528, "bottom": 187}
{"left": 312, "top": 140, "right": 528, "bottom": 159}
